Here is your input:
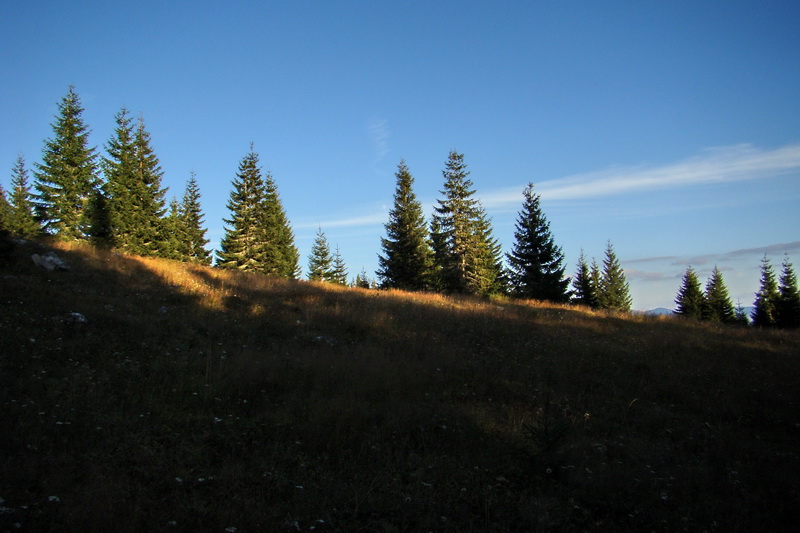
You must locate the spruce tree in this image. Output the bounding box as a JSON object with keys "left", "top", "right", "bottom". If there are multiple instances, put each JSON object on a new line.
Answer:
{"left": 354, "top": 268, "right": 372, "bottom": 289}
{"left": 178, "top": 172, "right": 212, "bottom": 265}
{"left": 34, "top": 86, "right": 99, "bottom": 240}
{"left": 776, "top": 255, "right": 800, "bottom": 328}
{"left": 7, "top": 155, "right": 41, "bottom": 238}
{"left": 752, "top": 255, "right": 780, "bottom": 327}
{"left": 132, "top": 116, "right": 168, "bottom": 257}
{"left": 596, "top": 241, "right": 632, "bottom": 312}
{"left": 506, "top": 182, "right": 569, "bottom": 302}
{"left": 217, "top": 148, "right": 269, "bottom": 271}
{"left": 307, "top": 227, "right": 334, "bottom": 282}
{"left": 377, "top": 160, "right": 433, "bottom": 291}
{"left": 571, "top": 251, "right": 597, "bottom": 308}
{"left": 261, "top": 171, "right": 300, "bottom": 278}
{"left": 430, "top": 151, "right": 503, "bottom": 295}
{"left": 703, "top": 266, "right": 735, "bottom": 323}
{"left": 102, "top": 108, "right": 137, "bottom": 250}
{"left": 733, "top": 301, "right": 750, "bottom": 326}
{"left": 161, "top": 198, "right": 186, "bottom": 261}
{"left": 674, "top": 266, "right": 705, "bottom": 319}
{"left": 331, "top": 245, "right": 349, "bottom": 285}
{"left": 0, "top": 185, "right": 11, "bottom": 231}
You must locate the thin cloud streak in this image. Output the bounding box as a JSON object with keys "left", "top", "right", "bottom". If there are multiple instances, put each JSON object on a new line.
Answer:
{"left": 368, "top": 117, "right": 389, "bottom": 164}
{"left": 626, "top": 241, "right": 800, "bottom": 267}
{"left": 296, "top": 211, "right": 387, "bottom": 230}
{"left": 482, "top": 143, "right": 800, "bottom": 208}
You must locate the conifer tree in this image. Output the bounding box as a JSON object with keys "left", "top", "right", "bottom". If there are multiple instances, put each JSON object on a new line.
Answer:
{"left": 217, "top": 148, "right": 269, "bottom": 271}
{"left": 131, "top": 116, "right": 168, "bottom": 257}
{"left": 377, "top": 160, "right": 433, "bottom": 291}
{"left": 178, "top": 172, "right": 212, "bottom": 265}
{"left": 261, "top": 170, "right": 300, "bottom": 278}
{"left": 161, "top": 198, "right": 185, "bottom": 261}
{"left": 674, "top": 266, "right": 705, "bottom": 319}
{"left": 0, "top": 185, "right": 11, "bottom": 231}
{"left": 571, "top": 251, "right": 597, "bottom": 308}
{"left": 7, "top": 155, "right": 41, "bottom": 238}
{"left": 354, "top": 268, "right": 372, "bottom": 289}
{"left": 703, "top": 266, "right": 735, "bottom": 323}
{"left": 307, "top": 227, "right": 334, "bottom": 282}
{"left": 596, "top": 241, "right": 632, "bottom": 312}
{"left": 430, "top": 151, "right": 503, "bottom": 295}
{"left": 102, "top": 108, "right": 137, "bottom": 250}
{"left": 776, "top": 255, "right": 800, "bottom": 328}
{"left": 34, "top": 86, "right": 99, "bottom": 240}
{"left": 331, "top": 245, "right": 349, "bottom": 285}
{"left": 733, "top": 300, "right": 750, "bottom": 326}
{"left": 752, "top": 255, "right": 779, "bottom": 327}
{"left": 506, "top": 182, "right": 569, "bottom": 302}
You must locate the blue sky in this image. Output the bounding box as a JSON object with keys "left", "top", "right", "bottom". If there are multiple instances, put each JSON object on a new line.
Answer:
{"left": 1, "top": 1, "right": 798, "bottom": 310}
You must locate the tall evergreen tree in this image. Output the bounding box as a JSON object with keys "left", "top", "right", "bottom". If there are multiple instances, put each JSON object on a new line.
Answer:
{"left": 331, "top": 245, "right": 349, "bottom": 285}
{"left": 571, "top": 251, "right": 597, "bottom": 308}
{"left": 674, "top": 266, "right": 705, "bottom": 319}
{"left": 307, "top": 227, "right": 334, "bottom": 282}
{"left": 506, "top": 182, "right": 569, "bottom": 302}
{"left": 596, "top": 241, "right": 632, "bottom": 312}
{"left": 0, "top": 185, "right": 11, "bottom": 231}
{"left": 217, "top": 148, "right": 269, "bottom": 271}
{"left": 377, "top": 160, "right": 433, "bottom": 291}
{"left": 102, "top": 108, "right": 137, "bottom": 250}
{"left": 131, "top": 115, "right": 168, "bottom": 257}
{"left": 7, "top": 155, "right": 41, "bottom": 238}
{"left": 34, "top": 86, "right": 99, "bottom": 240}
{"left": 261, "top": 170, "right": 300, "bottom": 278}
{"left": 161, "top": 197, "right": 185, "bottom": 261}
{"left": 704, "top": 266, "right": 735, "bottom": 323}
{"left": 178, "top": 172, "right": 212, "bottom": 265}
{"left": 776, "top": 255, "right": 800, "bottom": 328}
{"left": 752, "top": 255, "right": 779, "bottom": 327}
{"left": 430, "top": 151, "right": 503, "bottom": 295}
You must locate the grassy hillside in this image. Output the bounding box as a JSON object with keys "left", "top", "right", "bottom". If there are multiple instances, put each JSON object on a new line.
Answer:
{"left": 2, "top": 238, "right": 799, "bottom": 532}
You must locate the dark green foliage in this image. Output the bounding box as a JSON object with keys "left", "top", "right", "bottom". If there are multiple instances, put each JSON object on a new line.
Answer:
{"left": 33, "top": 86, "right": 99, "bottom": 240}
{"left": 6, "top": 155, "right": 42, "bottom": 238}
{"left": 704, "top": 266, "right": 735, "bottom": 323}
{"left": 331, "top": 245, "right": 349, "bottom": 285}
{"left": 377, "top": 160, "right": 433, "bottom": 291}
{"left": 178, "top": 173, "right": 212, "bottom": 265}
{"left": 752, "top": 256, "right": 779, "bottom": 327}
{"left": 506, "top": 183, "right": 569, "bottom": 302}
{"left": 102, "top": 108, "right": 137, "bottom": 250}
{"left": 0, "top": 184, "right": 11, "bottom": 230}
{"left": 217, "top": 149, "right": 269, "bottom": 271}
{"left": 596, "top": 241, "right": 632, "bottom": 312}
{"left": 674, "top": 267, "right": 706, "bottom": 319}
{"left": 217, "top": 148, "right": 299, "bottom": 277}
{"left": 430, "top": 151, "right": 504, "bottom": 296}
{"left": 571, "top": 251, "right": 597, "bottom": 308}
{"left": 307, "top": 227, "right": 335, "bottom": 282}
{"left": 132, "top": 116, "right": 169, "bottom": 257}
{"left": 261, "top": 171, "right": 300, "bottom": 278}
{"left": 354, "top": 268, "right": 373, "bottom": 288}
{"left": 733, "top": 300, "right": 750, "bottom": 326}
{"left": 776, "top": 255, "right": 800, "bottom": 328}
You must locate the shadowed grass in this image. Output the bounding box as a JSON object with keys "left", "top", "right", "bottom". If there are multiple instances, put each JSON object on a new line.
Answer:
{"left": 1, "top": 238, "right": 799, "bottom": 531}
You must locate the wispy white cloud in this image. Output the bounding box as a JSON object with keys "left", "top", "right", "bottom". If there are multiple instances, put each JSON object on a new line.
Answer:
{"left": 625, "top": 241, "right": 800, "bottom": 268}
{"left": 368, "top": 116, "right": 389, "bottom": 164}
{"left": 482, "top": 143, "right": 800, "bottom": 208}
{"left": 295, "top": 211, "right": 387, "bottom": 230}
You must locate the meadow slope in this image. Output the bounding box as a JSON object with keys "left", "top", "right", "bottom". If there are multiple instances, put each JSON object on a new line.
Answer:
{"left": 1, "top": 238, "right": 799, "bottom": 532}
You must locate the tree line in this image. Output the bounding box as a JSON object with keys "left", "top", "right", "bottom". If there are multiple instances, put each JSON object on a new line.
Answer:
{"left": 2, "top": 86, "right": 798, "bottom": 327}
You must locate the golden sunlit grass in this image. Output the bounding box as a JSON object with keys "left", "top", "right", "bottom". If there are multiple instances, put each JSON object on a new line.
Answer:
{"left": 2, "top": 238, "right": 799, "bottom": 531}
